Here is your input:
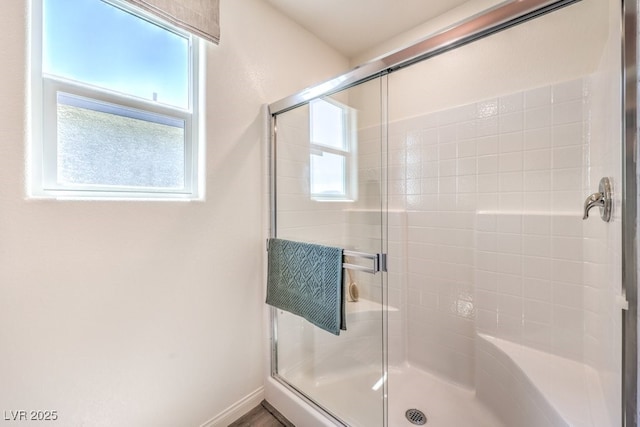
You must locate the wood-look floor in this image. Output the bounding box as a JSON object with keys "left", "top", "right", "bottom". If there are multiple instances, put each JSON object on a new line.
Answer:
{"left": 228, "top": 400, "right": 295, "bottom": 427}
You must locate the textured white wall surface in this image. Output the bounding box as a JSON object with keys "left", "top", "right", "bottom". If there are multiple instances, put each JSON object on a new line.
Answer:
{"left": 0, "top": 1, "right": 347, "bottom": 426}
{"left": 350, "top": 0, "right": 504, "bottom": 67}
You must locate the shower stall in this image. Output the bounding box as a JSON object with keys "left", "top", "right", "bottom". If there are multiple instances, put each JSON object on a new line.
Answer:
{"left": 265, "top": 0, "right": 636, "bottom": 425}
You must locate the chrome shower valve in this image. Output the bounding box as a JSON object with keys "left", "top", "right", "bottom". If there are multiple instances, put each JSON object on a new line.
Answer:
{"left": 583, "top": 177, "right": 612, "bottom": 222}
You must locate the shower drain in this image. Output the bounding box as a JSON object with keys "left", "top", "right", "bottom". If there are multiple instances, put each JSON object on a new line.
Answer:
{"left": 405, "top": 408, "right": 427, "bottom": 425}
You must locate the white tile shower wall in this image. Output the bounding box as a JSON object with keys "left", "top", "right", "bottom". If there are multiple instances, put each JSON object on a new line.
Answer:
{"left": 341, "top": 123, "right": 389, "bottom": 310}
{"left": 387, "top": 211, "right": 408, "bottom": 366}
{"left": 345, "top": 209, "right": 408, "bottom": 367}
{"left": 346, "top": 123, "right": 406, "bottom": 366}
{"left": 475, "top": 212, "right": 585, "bottom": 360}
{"left": 387, "top": 77, "right": 592, "bottom": 385}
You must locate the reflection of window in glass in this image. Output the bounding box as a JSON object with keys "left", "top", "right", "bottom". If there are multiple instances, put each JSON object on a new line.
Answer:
{"left": 32, "top": 0, "right": 199, "bottom": 199}
{"left": 309, "top": 98, "right": 356, "bottom": 200}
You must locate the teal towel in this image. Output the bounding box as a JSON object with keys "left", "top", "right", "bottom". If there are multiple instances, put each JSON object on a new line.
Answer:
{"left": 266, "top": 238, "right": 345, "bottom": 335}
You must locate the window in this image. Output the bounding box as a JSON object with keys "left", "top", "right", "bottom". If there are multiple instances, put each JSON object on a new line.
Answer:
{"left": 31, "top": 0, "right": 200, "bottom": 199}
{"left": 309, "top": 98, "right": 357, "bottom": 200}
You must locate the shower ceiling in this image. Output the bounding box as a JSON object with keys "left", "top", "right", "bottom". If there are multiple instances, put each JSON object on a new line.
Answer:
{"left": 263, "top": 0, "right": 473, "bottom": 58}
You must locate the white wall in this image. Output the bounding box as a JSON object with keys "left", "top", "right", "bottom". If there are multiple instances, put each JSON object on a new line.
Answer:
{"left": 0, "top": 1, "right": 347, "bottom": 426}
{"left": 350, "top": 0, "right": 503, "bottom": 67}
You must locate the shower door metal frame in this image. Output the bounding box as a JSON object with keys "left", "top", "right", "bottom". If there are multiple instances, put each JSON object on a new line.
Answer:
{"left": 268, "top": 0, "right": 638, "bottom": 425}
{"left": 622, "top": 0, "right": 638, "bottom": 425}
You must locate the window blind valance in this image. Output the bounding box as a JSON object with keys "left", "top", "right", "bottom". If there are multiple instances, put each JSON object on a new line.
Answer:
{"left": 122, "top": 0, "right": 220, "bottom": 44}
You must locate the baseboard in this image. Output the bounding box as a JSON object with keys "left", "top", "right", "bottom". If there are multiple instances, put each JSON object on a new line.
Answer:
{"left": 200, "top": 387, "right": 265, "bottom": 427}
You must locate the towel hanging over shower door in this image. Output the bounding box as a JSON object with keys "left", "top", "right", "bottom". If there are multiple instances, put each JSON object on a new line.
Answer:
{"left": 266, "top": 238, "right": 346, "bottom": 335}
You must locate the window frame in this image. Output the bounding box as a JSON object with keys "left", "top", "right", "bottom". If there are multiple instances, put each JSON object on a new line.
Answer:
{"left": 308, "top": 98, "right": 357, "bottom": 201}
{"left": 30, "top": 0, "right": 201, "bottom": 200}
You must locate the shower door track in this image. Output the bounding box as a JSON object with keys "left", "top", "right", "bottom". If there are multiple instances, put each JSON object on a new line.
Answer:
{"left": 268, "top": 0, "right": 638, "bottom": 426}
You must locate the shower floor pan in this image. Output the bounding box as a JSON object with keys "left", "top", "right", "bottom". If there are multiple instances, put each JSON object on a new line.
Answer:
{"left": 284, "top": 363, "right": 504, "bottom": 427}
{"left": 387, "top": 365, "right": 504, "bottom": 427}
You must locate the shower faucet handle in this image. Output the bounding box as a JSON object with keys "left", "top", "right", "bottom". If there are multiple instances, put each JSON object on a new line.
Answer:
{"left": 583, "top": 177, "right": 612, "bottom": 222}
{"left": 583, "top": 193, "right": 604, "bottom": 219}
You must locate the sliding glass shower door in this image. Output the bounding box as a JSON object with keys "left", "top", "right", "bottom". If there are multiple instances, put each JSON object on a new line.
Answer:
{"left": 271, "top": 77, "right": 388, "bottom": 427}
{"left": 383, "top": 2, "right": 622, "bottom": 425}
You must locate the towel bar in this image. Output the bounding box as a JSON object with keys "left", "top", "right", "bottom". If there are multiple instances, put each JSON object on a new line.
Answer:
{"left": 343, "top": 250, "right": 387, "bottom": 275}
{"left": 266, "top": 239, "right": 386, "bottom": 275}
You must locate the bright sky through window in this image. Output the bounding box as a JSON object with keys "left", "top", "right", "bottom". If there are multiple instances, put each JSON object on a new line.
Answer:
{"left": 43, "top": 0, "right": 189, "bottom": 109}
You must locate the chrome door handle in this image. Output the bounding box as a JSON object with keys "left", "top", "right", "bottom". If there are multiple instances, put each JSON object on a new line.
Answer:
{"left": 583, "top": 177, "right": 612, "bottom": 222}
